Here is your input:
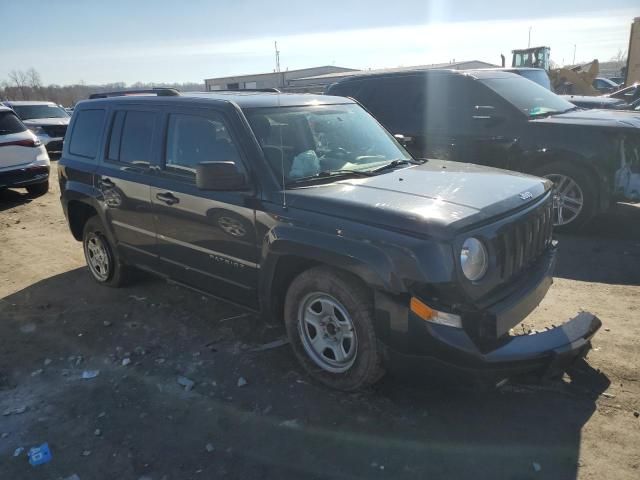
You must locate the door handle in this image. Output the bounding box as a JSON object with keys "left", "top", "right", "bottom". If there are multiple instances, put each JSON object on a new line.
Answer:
{"left": 99, "top": 178, "right": 115, "bottom": 189}
{"left": 155, "top": 192, "right": 180, "bottom": 205}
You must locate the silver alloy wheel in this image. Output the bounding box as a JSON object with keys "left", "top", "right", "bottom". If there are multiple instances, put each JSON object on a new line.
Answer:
{"left": 84, "top": 233, "right": 111, "bottom": 281}
{"left": 544, "top": 173, "right": 584, "bottom": 226}
{"left": 297, "top": 292, "right": 358, "bottom": 373}
{"left": 217, "top": 216, "right": 247, "bottom": 238}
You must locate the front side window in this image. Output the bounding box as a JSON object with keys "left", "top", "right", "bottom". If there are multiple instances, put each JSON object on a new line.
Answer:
{"left": 11, "top": 104, "right": 68, "bottom": 120}
{"left": 480, "top": 75, "right": 575, "bottom": 117}
{"left": 69, "top": 109, "right": 105, "bottom": 158}
{"left": 164, "top": 113, "right": 241, "bottom": 178}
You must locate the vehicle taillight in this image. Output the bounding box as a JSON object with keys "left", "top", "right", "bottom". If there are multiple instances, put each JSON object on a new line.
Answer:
{"left": 0, "top": 138, "right": 42, "bottom": 148}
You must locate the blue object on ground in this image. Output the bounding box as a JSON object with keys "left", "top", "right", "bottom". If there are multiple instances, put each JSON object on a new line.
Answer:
{"left": 28, "top": 442, "right": 52, "bottom": 466}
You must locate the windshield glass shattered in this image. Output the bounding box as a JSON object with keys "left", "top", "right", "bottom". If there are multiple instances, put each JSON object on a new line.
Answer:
{"left": 246, "top": 104, "right": 411, "bottom": 184}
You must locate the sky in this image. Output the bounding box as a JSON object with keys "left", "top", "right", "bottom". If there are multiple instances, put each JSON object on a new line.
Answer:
{"left": 0, "top": 0, "right": 638, "bottom": 85}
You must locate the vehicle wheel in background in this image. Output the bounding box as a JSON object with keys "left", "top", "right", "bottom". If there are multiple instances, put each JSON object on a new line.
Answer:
{"left": 82, "top": 216, "right": 130, "bottom": 287}
{"left": 26, "top": 180, "right": 49, "bottom": 197}
{"left": 533, "top": 162, "right": 597, "bottom": 232}
{"left": 284, "top": 266, "right": 384, "bottom": 391}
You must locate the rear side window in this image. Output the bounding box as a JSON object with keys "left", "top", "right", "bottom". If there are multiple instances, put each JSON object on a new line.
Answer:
{"left": 107, "top": 110, "right": 157, "bottom": 165}
{"left": 0, "top": 111, "right": 27, "bottom": 134}
{"left": 69, "top": 109, "right": 105, "bottom": 158}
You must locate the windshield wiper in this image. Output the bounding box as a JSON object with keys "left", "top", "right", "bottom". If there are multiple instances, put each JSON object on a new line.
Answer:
{"left": 287, "top": 169, "right": 375, "bottom": 185}
{"left": 368, "top": 158, "right": 425, "bottom": 174}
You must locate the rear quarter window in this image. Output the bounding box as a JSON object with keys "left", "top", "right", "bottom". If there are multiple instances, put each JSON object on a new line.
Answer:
{"left": 0, "top": 111, "right": 27, "bottom": 134}
{"left": 69, "top": 109, "right": 106, "bottom": 159}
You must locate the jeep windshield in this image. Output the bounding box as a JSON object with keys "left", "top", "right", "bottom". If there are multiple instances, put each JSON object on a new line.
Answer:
{"left": 480, "top": 75, "right": 576, "bottom": 117}
{"left": 245, "top": 104, "right": 412, "bottom": 185}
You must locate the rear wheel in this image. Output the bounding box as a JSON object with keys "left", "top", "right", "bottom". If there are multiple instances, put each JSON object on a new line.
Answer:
{"left": 26, "top": 180, "right": 49, "bottom": 197}
{"left": 82, "top": 216, "right": 130, "bottom": 287}
{"left": 284, "top": 266, "right": 384, "bottom": 391}
{"left": 533, "top": 162, "right": 596, "bottom": 232}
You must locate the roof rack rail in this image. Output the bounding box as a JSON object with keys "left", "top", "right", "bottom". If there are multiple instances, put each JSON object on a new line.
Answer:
{"left": 209, "top": 88, "right": 281, "bottom": 93}
{"left": 89, "top": 88, "right": 181, "bottom": 99}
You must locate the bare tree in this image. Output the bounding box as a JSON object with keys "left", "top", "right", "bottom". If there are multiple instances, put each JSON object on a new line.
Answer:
{"left": 8, "top": 70, "right": 30, "bottom": 100}
{"left": 26, "top": 68, "right": 42, "bottom": 99}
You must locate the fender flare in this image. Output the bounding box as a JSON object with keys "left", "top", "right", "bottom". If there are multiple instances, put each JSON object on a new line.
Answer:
{"left": 258, "top": 225, "right": 408, "bottom": 319}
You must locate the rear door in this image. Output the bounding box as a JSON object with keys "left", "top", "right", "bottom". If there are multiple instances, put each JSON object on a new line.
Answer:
{"left": 150, "top": 106, "right": 259, "bottom": 307}
{"left": 96, "top": 106, "right": 160, "bottom": 268}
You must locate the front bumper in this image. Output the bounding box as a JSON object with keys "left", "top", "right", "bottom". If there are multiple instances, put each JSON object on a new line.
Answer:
{"left": 384, "top": 312, "right": 601, "bottom": 381}
{"left": 375, "top": 247, "right": 601, "bottom": 380}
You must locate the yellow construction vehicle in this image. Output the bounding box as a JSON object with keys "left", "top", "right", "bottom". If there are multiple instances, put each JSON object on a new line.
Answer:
{"left": 549, "top": 60, "right": 600, "bottom": 95}
{"left": 511, "top": 46, "right": 550, "bottom": 70}
{"left": 510, "top": 45, "right": 600, "bottom": 95}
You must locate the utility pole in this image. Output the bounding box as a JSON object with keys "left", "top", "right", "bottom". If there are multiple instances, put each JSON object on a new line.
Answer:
{"left": 573, "top": 44, "right": 576, "bottom": 65}
{"left": 274, "top": 41, "right": 283, "bottom": 88}
{"left": 528, "top": 26, "right": 532, "bottom": 48}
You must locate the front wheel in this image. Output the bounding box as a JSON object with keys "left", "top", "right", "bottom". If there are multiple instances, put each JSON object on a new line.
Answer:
{"left": 533, "top": 162, "right": 597, "bottom": 232}
{"left": 284, "top": 266, "right": 384, "bottom": 391}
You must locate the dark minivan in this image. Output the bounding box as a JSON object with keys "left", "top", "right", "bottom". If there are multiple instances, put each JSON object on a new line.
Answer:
{"left": 326, "top": 69, "right": 640, "bottom": 230}
{"left": 58, "top": 89, "right": 599, "bottom": 390}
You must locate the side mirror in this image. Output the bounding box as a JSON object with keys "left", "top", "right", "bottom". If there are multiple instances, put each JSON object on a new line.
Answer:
{"left": 196, "top": 161, "right": 246, "bottom": 191}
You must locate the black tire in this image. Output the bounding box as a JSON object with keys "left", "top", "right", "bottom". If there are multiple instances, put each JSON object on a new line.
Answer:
{"left": 26, "top": 180, "right": 49, "bottom": 197}
{"left": 82, "top": 216, "right": 130, "bottom": 287}
{"left": 532, "top": 162, "right": 597, "bottom": 232}
{"left": 284, "top": 266, "right": 384, "bottom": 391}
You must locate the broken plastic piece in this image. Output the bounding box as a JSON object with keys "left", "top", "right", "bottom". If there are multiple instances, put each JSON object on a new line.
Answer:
{"left": 28, "top": 443, "right": 52, "bottom": 466}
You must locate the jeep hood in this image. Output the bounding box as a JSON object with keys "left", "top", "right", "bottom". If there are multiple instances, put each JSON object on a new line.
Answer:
{"left": 530, "top": 108, "right": 640, "bottom": 129}
{"left": 284, "top": 159, "right": 551, "bottom": 237}
{"left": 22, "top": 117, "right": 70, "bottom": 127}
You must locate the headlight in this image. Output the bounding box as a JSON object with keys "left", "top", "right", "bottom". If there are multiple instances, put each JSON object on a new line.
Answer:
{"left": 29, "top": 126, "right": 45, "bottom": 136}
{"left": 460, "top": 237, "right": 488, "bottom": 281}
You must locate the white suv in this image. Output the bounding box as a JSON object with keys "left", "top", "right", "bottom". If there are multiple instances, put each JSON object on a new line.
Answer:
{"left": 3, "top": 101, "right": 70, "bottom": 153}
{"left": 0, "top": 106, "right": 50, "bottom": 195}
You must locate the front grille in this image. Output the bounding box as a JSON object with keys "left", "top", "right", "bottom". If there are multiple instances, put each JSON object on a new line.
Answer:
{"left": 497, "top": 200, "right": 553, "bottom": 281}
{"left": 42, "top": 125, "right": 67, "bottom": 138}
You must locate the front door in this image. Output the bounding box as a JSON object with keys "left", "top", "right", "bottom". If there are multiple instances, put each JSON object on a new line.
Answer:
{"left": 150, "top": 108, "right": 259, "bottom": 308}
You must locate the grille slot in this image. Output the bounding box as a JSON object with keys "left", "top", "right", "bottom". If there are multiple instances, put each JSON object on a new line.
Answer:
{"left": 499, "top": 201, "right": 553, "bottom": 281}
{"left": 42, "top": 125, "right": 67, "bottom": 138}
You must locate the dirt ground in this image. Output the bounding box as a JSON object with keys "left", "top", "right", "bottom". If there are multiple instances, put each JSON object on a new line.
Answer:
{"left": 1, "top": 163, "right": 639, "bottom": 480}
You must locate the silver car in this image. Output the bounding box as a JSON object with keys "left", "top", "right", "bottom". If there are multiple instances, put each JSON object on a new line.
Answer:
{"left": 3, "top": 101, "right": 70, "bottom": 153}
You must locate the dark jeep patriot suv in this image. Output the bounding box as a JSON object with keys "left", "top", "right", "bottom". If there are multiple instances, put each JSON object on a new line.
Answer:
{"left": 59, "top": 88, "right": 600, "bottom": 390}
{"left": 326, "top": 69, "right": 640, "bottom": 231}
